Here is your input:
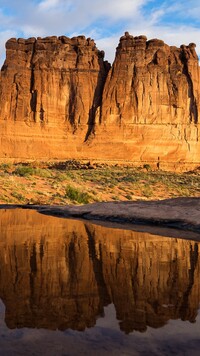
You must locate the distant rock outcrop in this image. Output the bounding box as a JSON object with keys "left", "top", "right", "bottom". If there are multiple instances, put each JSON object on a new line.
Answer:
{"left": 0, "top": 32, "right": 200, "bottom": 169}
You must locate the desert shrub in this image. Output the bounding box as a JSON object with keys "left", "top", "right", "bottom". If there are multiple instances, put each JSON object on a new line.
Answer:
{"left": 11, "top": 191, "right": 25, "bottom": 201}
{"left": 142, "top": 185, "right": 153, "bottom": 198}
{"left": 0, "top": 163, "right": 12, "bottom": 170}
{"left": 14, "top": 165, "right": 53, "bottom": 178}
{"left": 143, "top": 164, "right": 151, "bottom": 171}
{"left": 121, "top": 175, "right": 137, "bottom": 183}
{"left": 34, "top": 168, "right": 52, "bottom": 178}
{"left": 65, "top": 185, "right": 90, "bottom": 204}
{"left": 125, "top": 194, "right": 132, "bottom": 200}
{"left": 14, "top": 165, "right": 35, "bottom": 177}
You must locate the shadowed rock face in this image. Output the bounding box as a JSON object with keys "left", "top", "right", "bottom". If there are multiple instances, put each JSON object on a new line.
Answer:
{"left": 0, "top": 209, "right": 199, "bottom": 333}
{"left": 0, "top": 33, "right": 200, "bottom": 169}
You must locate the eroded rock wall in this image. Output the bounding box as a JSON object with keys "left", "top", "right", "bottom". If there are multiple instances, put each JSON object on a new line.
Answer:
{"left": 101, "top": 34, "right": 200, "bottom": 125}
{"left": 96, "top": 33, "right": 200, "bottom": 168}
{"left": 0, "top": 33, "right": 200, "bottom": 169}
{"left": 0, "top": 35, "right": 109, "bottom": 159}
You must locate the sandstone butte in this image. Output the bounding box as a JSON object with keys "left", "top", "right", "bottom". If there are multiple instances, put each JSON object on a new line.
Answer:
{"left": 0, "top": 31, "right": 200, "bottom": 170}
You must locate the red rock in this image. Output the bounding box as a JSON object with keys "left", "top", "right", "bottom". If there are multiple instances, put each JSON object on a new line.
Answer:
{"left": 0, "top": 32, "right": 200, "bottom": 170}
{"left": 98, "top": 33, "right": 200, "bottom": 169}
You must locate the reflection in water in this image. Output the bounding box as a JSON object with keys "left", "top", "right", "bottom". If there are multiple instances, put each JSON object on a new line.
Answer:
{"left": 0, "top": 208, "right": 199, "bottom": 338}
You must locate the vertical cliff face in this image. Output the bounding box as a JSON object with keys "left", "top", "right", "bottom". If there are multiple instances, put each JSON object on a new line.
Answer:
{"left": 96, "top": 32, "right": 200, "bottom": 167}
{"left": 0, "top": 35, "right": 110, "bottom": 159}
{"left": 0, "top": 32, "right": 200, "bottom": 168}
{"left": 0, "top": 209, "right": 199, "bottom": 332}
{"left": 101, "top": 32, "right": 200, "bottom": 125}
{"left": 0, "top": 36, "right": 109, "bottom": 128}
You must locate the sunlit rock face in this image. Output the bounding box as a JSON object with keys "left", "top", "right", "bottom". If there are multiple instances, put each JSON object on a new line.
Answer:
{"left": 98, "top": 33, "right": 200, "bottom": 168}
{"left": 0, "top": 209, "right": 199, "bottom": 333}
{"left": 0, "top": 36, "right": 110, "bottom": 160}
{"left": 0, "top": 33, "right": 200, "bottom": 169}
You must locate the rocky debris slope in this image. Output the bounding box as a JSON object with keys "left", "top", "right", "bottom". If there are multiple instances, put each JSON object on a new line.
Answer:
{"left": 0, "top": 32, "right": 200, "bottom": 169}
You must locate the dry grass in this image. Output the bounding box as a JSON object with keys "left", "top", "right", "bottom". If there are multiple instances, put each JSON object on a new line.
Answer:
{"left": 0, "top": 161, "right": 199, "bottom": 205}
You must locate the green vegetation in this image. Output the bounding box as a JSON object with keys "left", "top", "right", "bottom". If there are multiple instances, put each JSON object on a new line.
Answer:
{"left": 143, "top": 164, "right": 151, "bottom": 171}
{"left": 0, "top": 160, "right": 198, "bottom": 205}
{"left": 65, "top": 185, "right": 91, "bottom": 204}
{"left": 14, "top": 165, "right": 36, "bottom": 177}
{"left": 14, "top": 165, "right": 52, "bottom": 178}
{"left": 11, "top": 191, "right": 26, "bottom": 202}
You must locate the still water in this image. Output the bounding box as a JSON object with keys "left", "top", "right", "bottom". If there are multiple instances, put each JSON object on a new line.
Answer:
{"left": 0, "top": 208, "right": 200, "bottom": 355}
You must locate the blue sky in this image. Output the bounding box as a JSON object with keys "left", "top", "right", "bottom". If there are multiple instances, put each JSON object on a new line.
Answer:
{"left": 0, "top": 0, "right": 200, "bottom": 65}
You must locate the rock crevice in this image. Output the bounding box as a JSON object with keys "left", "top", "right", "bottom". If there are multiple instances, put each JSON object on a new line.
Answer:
{"left": 0, "top": 32, "right": 200, "bottom": 169}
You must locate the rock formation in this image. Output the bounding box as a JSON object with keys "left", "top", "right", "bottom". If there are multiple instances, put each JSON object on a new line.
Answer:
{"left": 99, "top": 33, "right": 200, "bottom": 168}
{"left": 0, "top": 32, "right": 200, "bottom": 169}
{"left": 0, "top": 35, "right": 110, "bottom": 159}
{"left": 0, "top": 209, "right": 199, "bottom": 332}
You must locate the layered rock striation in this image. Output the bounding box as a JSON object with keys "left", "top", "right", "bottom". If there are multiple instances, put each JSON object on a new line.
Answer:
{"left": 98, "top": 33, "right": 200, "bottom": 167}
{"left": 0, "top": 32, "right": 200, "bottom": 169}
{"left": 0, "top": 35, "right": 110, "bottom": 159}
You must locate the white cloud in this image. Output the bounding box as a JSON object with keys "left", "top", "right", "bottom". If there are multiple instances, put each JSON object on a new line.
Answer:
{"left": 0, "top": 0, "right": 200, "bottom": 66}
{"left": 96, "top": 35, "right": 119, "bottom": 63}
{"left": 39, "top": 0, "right": 60, "bottom": 10}
{"left": 0, "top": 0, "right": 148, "bottom": 65}
{"left": 77, "top": 0, "right": 146, "bottom": 20}
{"left": 167, "top": 0, "right": 200, "bottom": 19}
{"left": 146, "top": 26, "right": 200, "bottom": 59}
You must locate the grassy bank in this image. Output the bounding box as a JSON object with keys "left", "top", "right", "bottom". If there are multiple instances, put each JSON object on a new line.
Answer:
{"left": 0, "top": 161, "right": 199, "bottom": 205}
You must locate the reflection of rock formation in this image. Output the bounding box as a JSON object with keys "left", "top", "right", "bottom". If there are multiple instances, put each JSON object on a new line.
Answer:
{"left": 87, "top": 225, "right": 200, "bottom": 333}
{"left": 0, "top": 209, "right": 105, "bottom": 330}
{"left": 0, "top": 209, "right": 199, "bottom": 333}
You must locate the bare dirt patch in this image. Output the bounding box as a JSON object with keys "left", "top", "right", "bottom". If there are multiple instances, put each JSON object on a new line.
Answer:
{"left": 0, "top": 161, "right": 199, "bottom": 205}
